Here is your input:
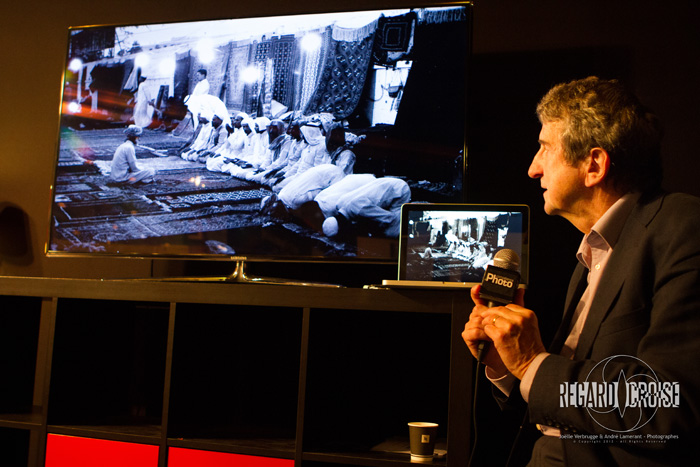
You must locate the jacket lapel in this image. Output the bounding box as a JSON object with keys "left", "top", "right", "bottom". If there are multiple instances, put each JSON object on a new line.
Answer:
{"left": 573, "top": 193, "right": 663, "bottom": 359}
{"left": 573, "top": 259, "right": 626, "bottom": 359}
{"left": 549, "top": 264, "right": 587, "bottom": 353}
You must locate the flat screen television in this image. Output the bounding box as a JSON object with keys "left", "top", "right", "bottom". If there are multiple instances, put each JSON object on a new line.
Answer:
{"left": 46, "top": 3, "right": 472, "bottom": 282}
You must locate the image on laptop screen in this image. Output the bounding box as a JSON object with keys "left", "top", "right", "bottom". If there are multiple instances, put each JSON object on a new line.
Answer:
{"left": 397, "top": 204, "right": 530, "bottom": 285}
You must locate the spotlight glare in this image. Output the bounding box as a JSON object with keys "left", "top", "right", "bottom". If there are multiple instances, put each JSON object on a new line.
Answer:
{"left": 67, "top": 101, "right": 81, "bottom": 114}
{"left": 196, "top": 38, "right": 215, "bottom": 64}
{"left": 301, "top": 33, "right": 322, "bottom": 52}
{"left": 135, "top": 53, "right": 150, "bottom": 69}
{"left": 241, "top": 66, "right": 260, "bottom": 84}
{"left": 68, "top": 58, "right": 83, "bottom": 72}
{"left": 159, "top": 57, "right": 176, "bottom": 75}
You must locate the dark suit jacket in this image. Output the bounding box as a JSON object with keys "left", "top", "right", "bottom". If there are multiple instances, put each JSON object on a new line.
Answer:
{"left": 510, "top": 192, "right": 700, "bottom": 466}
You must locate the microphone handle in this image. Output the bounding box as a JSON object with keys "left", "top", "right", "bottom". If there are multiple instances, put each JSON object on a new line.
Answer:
{"left": 476, "top": 340, "right": 489, "bottom": 363}
{"left": 476, "top": 300, "right": 501, "bottom": 362}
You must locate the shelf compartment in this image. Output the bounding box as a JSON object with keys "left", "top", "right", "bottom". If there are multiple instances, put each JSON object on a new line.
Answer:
{"left": 45, "top": 433, "right": 159, "bottom": 466}
{"left": 167, "top": 303, "right": 302, "bottom": 448}
{"left": 0, "top": 295, "right": 41, "bottom": 415}
{"left": 168, "top": 436, "right": 295, "bottom": 459}
{"left": 47, "top": 299, "right": 170, "bottom": 431}
{"left": 168, "top": 446, "right": 294, "bottom": 466}
{"left": 303, "top": 308, "right": 451, "bottom": 455}
{"left": 0, "top": 427, "right": 31, "bottom": 467}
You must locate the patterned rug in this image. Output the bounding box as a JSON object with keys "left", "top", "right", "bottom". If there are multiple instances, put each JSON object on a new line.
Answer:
{"left": 304, "top": 29, "right": 376, "bottom": 119}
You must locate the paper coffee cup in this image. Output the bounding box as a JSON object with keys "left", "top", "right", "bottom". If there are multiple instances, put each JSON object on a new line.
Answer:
{"left": 408, "top": 422, "right": 438, "bottom": 462}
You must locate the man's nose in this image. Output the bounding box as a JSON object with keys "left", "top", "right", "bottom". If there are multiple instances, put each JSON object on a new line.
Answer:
{"left": 528, "top": 153, "right": 542, "bottom": 179}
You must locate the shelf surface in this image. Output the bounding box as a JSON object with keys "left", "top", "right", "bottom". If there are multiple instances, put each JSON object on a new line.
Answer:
{"left": 303, "top": 450, "right": 447, "bottom": 467}
{"left": 0, "top": 276, "right": 467, "bottom": 313}
{"left": 168, "top": 437, "right": 295, "bottom": 458}
{"left": 0, "top": 412, "right": 43, "bottom": 430}
{"left": 47, "top": 424, "right": 162, "bottom": 444}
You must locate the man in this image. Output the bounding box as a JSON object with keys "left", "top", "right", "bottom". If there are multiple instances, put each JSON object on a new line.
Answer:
{"left": 258, "top": 163, "right": 347, "bottom": 230}
{"left": 206, "top": 112, "right": 248, "bottom": 173}
{"left": 133, "top": 75, "right": 155, "bottom": 128}
{"left": 180, "top": 112, "right": 214, "bottom": 161}
{"left": 192, "top": 69, "right": 210, "bottom": 96}
{"left": 273, "top": 121, "right": 329, "bottom": 192}
{"left": 263, "top": 120, "right": 307, "bottom": 189}
{"left": 109, "top": 125, "right": 155, "bottom": 184}
{"left": 189, "top": 113, "right": 228, "bottom": 163}
{"left": 248, "top": 117, "right": 272, "bottom": 169}
{"left": 325, "top": 123, "right": 356, "bottom": 175}
{"left": 179, "top": 94, "right": 230, "bottom": 153}
{"left": 224, "top": 117, "right": 262, "bottom": 178}
{"left": 246, "top": 119, "right": 293, "bottom": 185}
{"left": 462, "top": 77, "right": 700, "bottom": 465}
{"left": 277, "top": 163, "right": 346, "bottom": 212}
{"left": 314, "top": 173, "right": 377, "bottom": 219}
{"left": 321, "top": 176, "right": 411, "bottom": 239}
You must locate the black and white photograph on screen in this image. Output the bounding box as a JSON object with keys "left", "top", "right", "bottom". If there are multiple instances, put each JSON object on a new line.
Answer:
{"left": 403, "top": 209, "right": 525, "bottom": 283}
{"left": 50, "top": 6, "right": 470, "bottom": 260}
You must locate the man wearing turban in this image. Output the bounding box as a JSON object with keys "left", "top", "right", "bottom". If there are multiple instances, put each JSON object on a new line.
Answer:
{"left": 109, "top": 125, "right": 156, "bottom": 184}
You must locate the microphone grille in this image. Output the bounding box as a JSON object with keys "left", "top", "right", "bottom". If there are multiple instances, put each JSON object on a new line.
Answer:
{"left": 493, "top": 248, "right": 520, "bottom": 271}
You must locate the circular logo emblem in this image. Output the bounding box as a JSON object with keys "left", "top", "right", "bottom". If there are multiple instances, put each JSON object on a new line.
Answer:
{"left": 584, "top": 355, "right": 659, "bottom": 433}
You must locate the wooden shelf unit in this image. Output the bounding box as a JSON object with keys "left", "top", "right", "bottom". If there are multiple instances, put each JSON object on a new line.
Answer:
{"left": 0, "top": 276, "right": 472, "bottom": 467}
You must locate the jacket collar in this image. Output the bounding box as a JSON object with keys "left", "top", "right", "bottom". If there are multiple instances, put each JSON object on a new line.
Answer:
{"left": 552, "top": 191, "right": 665, "bottom": 358}
{"left": 573, "top": 191, "right": 664, "bottom": 359}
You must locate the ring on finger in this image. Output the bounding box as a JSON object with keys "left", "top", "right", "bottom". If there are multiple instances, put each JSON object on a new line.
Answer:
{"left": 492, "top": 315, "right": 500, "bottom": 325}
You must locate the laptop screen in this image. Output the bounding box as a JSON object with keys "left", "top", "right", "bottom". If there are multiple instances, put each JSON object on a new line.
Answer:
{"left": 397, "top": 203, "right": 530, "bottom": 285}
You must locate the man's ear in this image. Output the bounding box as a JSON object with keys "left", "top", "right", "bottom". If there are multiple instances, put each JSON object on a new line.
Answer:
{"left": 583, "top": 147, "right": 611, "bottom": 187}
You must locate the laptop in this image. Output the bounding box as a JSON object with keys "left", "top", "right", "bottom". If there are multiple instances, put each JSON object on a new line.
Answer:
{"left": 381, "top": 203, "right": 530, "bottom": 289}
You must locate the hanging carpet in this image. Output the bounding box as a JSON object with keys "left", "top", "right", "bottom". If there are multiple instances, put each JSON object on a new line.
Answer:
{"left": 304, "top": 24, "right": 376, "bottom": 119}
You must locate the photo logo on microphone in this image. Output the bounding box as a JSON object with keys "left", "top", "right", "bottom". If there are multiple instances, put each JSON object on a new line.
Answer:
{"left": 484, "top": 272, "right": 514, "bottom": 288}
{"left": 559, "top": 355, "right": 680, "bottom": 432}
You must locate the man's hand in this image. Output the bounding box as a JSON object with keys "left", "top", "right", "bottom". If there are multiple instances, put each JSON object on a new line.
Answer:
{"left": 463, "top": 307, "right": 508, "bottom": 375}
{"left": 462, "top": 284, "right": 509, "bottom": 373}
{"left": 463, "top": 284, "right": 545, "bottom": 380}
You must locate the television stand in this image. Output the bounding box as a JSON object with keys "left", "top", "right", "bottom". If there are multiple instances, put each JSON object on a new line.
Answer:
{"left": 154, "top": 259, "right": 344, "bottom": 288}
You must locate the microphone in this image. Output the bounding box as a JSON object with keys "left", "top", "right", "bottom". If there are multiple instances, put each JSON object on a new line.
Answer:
{"left": 476, "top": 248, "right": 521, "bottom": 363}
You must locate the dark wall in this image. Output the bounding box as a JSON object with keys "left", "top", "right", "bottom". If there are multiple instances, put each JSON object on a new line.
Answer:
{"left": 467, "top": 0, "right": 700, "bottom": 343}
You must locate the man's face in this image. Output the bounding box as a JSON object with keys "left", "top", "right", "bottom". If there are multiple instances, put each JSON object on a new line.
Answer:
{"left": 242, "top": 123, "right": 252, "bottom": 135}
{"left": 528, "top": 121, "right": 587, "bottom": 221}
{"left": 196, "top": 72, "right": 205, "bottom": 81}
{"left": 234, "top": 116, "right": 243, "bottom": 128}
{"left": 268, "top": 124, "right": 281, "bottom": 142}
{"left": 288, "top": 124, "right": 301, "bottom": 140}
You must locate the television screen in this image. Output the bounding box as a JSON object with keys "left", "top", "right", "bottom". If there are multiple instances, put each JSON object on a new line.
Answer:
{"left": 47, "top": 4, "right": 472, "bottom": 264}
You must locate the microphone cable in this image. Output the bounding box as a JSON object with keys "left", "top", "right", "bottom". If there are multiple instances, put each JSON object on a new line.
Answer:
{"left": 467, "top": 357, "right": 484, "bottom": 467}
{"left": 469, "top": 248, "right": 520, "bottom": 466}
